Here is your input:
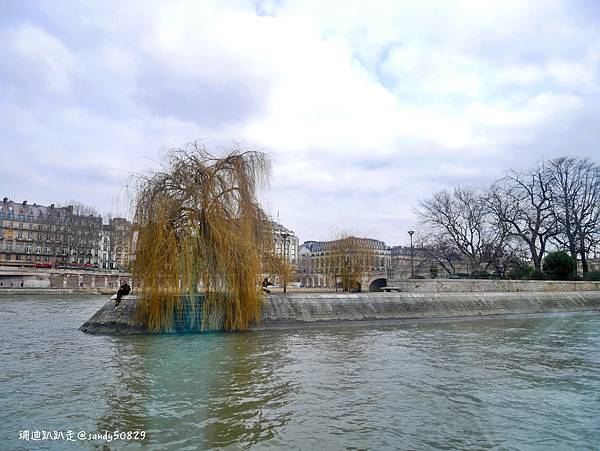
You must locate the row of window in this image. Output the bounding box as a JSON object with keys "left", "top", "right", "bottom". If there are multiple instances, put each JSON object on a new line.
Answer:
{"left": 2, "top": 243, "right": 64, "bottom": 254}
{"left": 0, "top": 221, "right": 73, "bottom": 233}
{"left": 2, "top": 231, "right": 74, "bottom": 243}
{"left": 0, "top": 211, "right": 73, "bottom": 223}
{"left": 2, "top": 254, "right": 51, "bottom": 262}
{"left": 1, "top": 243, "right": 103, "bottom": 255}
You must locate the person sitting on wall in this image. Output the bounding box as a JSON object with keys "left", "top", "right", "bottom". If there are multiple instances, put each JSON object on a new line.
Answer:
{"left": 262, "top": 277, "right": 273, "bottom": 294}
{"left": 115, "top": 281, "right": 131, "bottom": 305}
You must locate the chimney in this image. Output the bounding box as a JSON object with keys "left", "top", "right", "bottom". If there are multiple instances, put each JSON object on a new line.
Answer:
{"left": 3, "top": 197, "right": 7, "bottom": 203}
{"left": 50, "top": 204, "right": 55, "bottom": 209}
{"left": 23, "top": 200, "right": 27, "bottom": 205}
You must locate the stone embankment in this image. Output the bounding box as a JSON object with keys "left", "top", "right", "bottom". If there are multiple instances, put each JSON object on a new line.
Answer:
{"left": 385, "top": 279, "right": 600, "bottom": 292}
{"left": 0, "top": 265, "right": 131, "bottom": 291}
{"left": 80, "top": 288, "right": 600, "bottom": 334}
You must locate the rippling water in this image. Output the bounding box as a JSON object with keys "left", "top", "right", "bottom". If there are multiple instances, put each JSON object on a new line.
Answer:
{"left": 1, "top": 295, "right": 600, "bottom": 450}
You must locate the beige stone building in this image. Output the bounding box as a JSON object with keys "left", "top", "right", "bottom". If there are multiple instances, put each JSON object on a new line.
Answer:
{"left": 0, "top": 198, "right": 103, "bottom": 267}
{"left": 0, "top": 197, "right": 103, "bottom": 268}
{"left": 297, "top": 237, "right": 391, "bottom": 288}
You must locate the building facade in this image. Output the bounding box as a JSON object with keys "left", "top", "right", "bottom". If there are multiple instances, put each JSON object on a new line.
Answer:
{"left": 100, "top": 218, "right": 133, "bottom": 269}
{"left": 271, "top": 221, "right": 299, "bottom": 265}
{"left": 297, "top": 237, "right": 391, "bottom": 288}
{"left": 0, "top": 197, "right": 103, "bottom": 267}
{"left": 390, "top": 246, "right": 431, "bottom": 279}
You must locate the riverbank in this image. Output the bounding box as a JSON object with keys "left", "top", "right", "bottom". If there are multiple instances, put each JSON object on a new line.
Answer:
{"left": 0, "top": 265, "right": 132, "bottom": 290}
{"left": 80, "top": 291, "right": 600, "bottom": 334}
{"left": 0, "top": 287, "right": 119, "bottom": 295}
{"left": 385, "top": 279, "right": 600, "bottom": 292}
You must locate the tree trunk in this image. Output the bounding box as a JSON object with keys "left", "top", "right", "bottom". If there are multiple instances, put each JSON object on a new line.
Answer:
{"left": 580, "top": 237, "right": 588, "bottom": 274}
{"left": 530, "top": 244, "right": 541, "bottom": 271}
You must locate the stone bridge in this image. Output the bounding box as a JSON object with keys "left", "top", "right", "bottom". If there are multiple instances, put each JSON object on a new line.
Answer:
{"left": 298, "top": 270, "right": 392, "bottom": 292}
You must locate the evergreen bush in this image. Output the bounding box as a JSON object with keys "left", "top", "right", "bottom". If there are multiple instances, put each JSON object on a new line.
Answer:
{"left": 542, "top": 251, "right": 576, "bottom": 280}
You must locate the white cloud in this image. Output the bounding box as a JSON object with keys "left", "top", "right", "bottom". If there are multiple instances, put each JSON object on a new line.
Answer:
{"left": 1, "top": 0, "right": 599, "bottom": 244}
{"left": 2, "top": 23, "right": 74, "bottom": 94}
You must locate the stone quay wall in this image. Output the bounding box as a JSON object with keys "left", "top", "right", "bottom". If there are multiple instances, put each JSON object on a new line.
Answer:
{"left": 80, "top": 291, "right": 600, "bottom": 334}
{"left": 385, "top": 279, "right": 600, "bottom": 293}
{"left": 0, "top": 266, "right": 132, "bottom": 291}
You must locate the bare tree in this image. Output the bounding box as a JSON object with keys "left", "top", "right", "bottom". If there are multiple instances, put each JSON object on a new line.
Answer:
{"left": 482, "top": 234, "right": 529, "bottom": 277}
{"left": 416, "top": 187, "right": 504, "bottom": 272}
{"left": 548, "top": 157, "right": 600, "bottom": 274}
{"left": 61, "top": 201, "right": 102, "bottom": 265}
{"left": 415, "top": 233, "right": 462, "bottom": 276}
{"left": 487, "top": 163, "right": 558, "bottom": 271}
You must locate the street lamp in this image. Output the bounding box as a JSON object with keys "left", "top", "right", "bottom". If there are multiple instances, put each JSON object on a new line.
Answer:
{"left": 280, "top": 232, "right": 289, "bottom": 294}
{"left": 408, "top": 230, "right": 415, "bottom": 279}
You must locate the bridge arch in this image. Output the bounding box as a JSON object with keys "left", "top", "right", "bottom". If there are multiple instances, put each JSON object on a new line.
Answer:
{"left": 369, "top": 278, "right": 387, "bottom": 292}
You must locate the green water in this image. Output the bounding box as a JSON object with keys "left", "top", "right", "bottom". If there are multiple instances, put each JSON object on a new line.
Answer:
{"left": 1, "top": 295, "right": 599, "bottom": 450}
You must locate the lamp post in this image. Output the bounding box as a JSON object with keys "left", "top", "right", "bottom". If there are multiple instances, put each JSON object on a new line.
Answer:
{"left": 280, "top": 232, "right": 289, "bottom": 293}
{"left": 408, "top": 230, "right": 415, "bottom": 279}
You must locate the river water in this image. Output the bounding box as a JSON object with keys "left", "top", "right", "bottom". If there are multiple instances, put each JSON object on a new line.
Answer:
{"left": 1, "top": 295, "right": 599, "bottom": 450}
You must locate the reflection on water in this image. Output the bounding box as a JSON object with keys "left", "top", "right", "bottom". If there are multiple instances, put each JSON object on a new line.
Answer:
{"left": 1, "top": 295, "right": 600, "bottom": 450}
{"left": 96, "top": 338, "right": 149, "bottom": 439}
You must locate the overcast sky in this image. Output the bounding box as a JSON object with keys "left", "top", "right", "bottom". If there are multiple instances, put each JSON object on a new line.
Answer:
{"left": 1, "top": 0, "right": 599, "bottom": 246}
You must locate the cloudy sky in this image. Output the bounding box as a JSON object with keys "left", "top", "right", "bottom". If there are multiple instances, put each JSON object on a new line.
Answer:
{"left": 1, "top": 0, "right": 599, "bottom": 245}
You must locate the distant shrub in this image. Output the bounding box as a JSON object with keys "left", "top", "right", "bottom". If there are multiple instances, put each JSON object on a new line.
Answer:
{"left": 542, "top": 251, "right": 576, "bottom": 280}
{"left": 530, "top": 269, "right": 548, "bottom": 280}
{"left": 430, "top": 264, "right": 439, "bottom": 279}
{"left": 508, "top": 264, "right": 534, "bottom": 280}
{"left": 583, "top": 272, "right": 600, "bottom": 281}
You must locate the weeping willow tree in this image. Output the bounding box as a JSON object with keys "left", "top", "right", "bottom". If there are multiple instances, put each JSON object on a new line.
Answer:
{"left": 132, "top": 142, "right": 272, "bottom": 332}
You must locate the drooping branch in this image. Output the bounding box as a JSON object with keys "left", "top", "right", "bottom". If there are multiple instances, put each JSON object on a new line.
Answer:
{"left": 132, "top": 142, "right": 272, "bottom": 332}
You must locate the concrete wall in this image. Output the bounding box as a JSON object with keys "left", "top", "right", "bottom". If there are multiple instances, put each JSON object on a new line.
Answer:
{"left": 80, "top": 291, "right": 600, "bottom": 334}
{"left": 386, "top": 279, "right": 600, "bottom": 292}
{"left": 0, "top": 274, "right": 50, "bottom": 288}
{"left": 0, "top": 266, "right": 132, "bottom": 290}
{"left": 258, "top": 292, "right": 600, "bottom": 328}
{"left": 50, "top": 272, "right": 130, "bottom": 289}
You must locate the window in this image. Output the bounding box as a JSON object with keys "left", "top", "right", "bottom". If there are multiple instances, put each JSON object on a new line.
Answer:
{"left": 19, "top": 223, "right": 23, "bottom": 229}
{"left": 17, "top": 243, "right": 22, "bottom": 252}
{"left": 26, "top": 245, "right": 31, "bottom": 253}
{"left": 28, "top": 223, "right": 32, "bottom": 230}
{"left": 36, "top": 246, "right": 41, "bottom": 254}
{"left": 27, "top": 232, "right": 32, "bottom": 240}
{"left": 6, "top": 242, "right": 12, "bottom": 251}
